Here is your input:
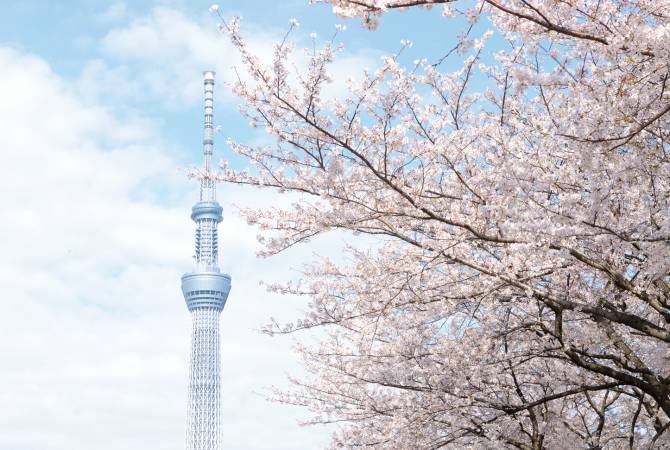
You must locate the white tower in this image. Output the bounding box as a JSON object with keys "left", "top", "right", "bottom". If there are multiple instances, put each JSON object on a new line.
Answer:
{"left": 181, "top": 71, "right": 231, "bottom": 450}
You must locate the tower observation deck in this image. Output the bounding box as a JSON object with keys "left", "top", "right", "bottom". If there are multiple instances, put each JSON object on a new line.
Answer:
{"left": 181, "top": 71, "right": 231, "bottom": 450}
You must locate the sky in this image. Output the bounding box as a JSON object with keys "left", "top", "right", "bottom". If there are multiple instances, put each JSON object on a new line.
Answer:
{"left": 0, "top": 1, "right": 468, "bottom": 449}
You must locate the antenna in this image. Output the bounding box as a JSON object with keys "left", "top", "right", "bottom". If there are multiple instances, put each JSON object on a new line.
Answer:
{"left": 201, "top": 70, "right": 216, "bottom": 202}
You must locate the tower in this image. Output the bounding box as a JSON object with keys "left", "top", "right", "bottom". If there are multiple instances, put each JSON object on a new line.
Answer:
{"left": 181, "top": 71, "right": 231, "bottom": 450}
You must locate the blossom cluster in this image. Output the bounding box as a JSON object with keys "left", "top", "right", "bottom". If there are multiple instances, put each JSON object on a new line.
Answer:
{"left": 215, "top": 1, "right": 670, "bottom": 447}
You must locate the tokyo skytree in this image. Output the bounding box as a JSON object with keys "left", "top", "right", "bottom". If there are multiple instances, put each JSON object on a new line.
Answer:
{"left": 181, "top": 71, "right": 231, "bottom": 450}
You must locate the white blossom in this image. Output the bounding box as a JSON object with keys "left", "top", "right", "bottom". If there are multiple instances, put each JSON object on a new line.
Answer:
{"left": 217, "top": 1, "right": 670, "bottom": 448}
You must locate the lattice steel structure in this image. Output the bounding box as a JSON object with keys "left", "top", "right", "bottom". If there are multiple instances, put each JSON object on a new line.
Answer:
{"left": 181, "top": 71, "right": 231, "bottom": 450}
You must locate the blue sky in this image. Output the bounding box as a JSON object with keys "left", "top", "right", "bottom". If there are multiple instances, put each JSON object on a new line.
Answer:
{"left": 0, "top": 2, "right": 475, "bottom": 449}
{"left": 0, "top": 0, "right": 465, "bottom": 169}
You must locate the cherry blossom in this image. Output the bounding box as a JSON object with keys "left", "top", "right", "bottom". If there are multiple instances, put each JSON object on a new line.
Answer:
{"left": 213, "top": 1, "right": 670, "bottom": 448}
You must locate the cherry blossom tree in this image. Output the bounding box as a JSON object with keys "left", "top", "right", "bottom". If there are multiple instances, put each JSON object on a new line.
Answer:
{"left": 211, "top": 1, "right": 670, "bottom": 448}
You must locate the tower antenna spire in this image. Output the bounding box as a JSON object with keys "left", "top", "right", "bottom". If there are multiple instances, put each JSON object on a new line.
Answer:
{"left": 181, "top": 71, "right": 232, "bottom": 450}
{"left": 201, "top": 70, "right": 216, "bottom": 202}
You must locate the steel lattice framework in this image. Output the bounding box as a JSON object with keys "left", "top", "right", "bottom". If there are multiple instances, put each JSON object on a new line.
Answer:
{"left": 181, "top": 71, "right": 231, "bottom": 450}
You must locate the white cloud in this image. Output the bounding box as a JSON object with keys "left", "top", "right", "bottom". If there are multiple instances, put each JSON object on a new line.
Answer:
{"left": 0, "top": 45, "right": 335, "bottom": 449}
{"left": 76, "top": 59, "right": 143, "bottom": 104}
{"left": 96, "top": 6, "right": 380, "bottom": 109}
{"left": 98, "top": 1, "right": 129, "bottom": 23}
{"left": 98, "top": 7, "right": 272, "bottom": 108}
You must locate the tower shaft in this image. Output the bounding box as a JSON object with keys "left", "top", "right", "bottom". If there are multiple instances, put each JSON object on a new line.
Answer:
{"left": 182, "top": 71, "right": 231, "bottom": 450}
{"left": 186, "top": 308, "right": 222, "bottom": 449}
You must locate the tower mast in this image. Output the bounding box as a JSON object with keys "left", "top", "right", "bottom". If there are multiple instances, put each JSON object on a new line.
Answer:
{"left": 181, "top": 71, "right": 232, "bottom": 450}
{"left": 201, "top": 70, "right": 215, "bottom": 202}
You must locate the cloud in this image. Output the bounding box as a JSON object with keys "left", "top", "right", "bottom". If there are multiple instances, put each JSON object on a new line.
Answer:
{"left": 97, "top": 1, "right": 129, "bottom": 23}
{"left": 98, "top": 7, "right": 277, "bottom": 108}
{"left": 0, "top": 45, "right": 334, "bottom": 449}
{"left": 96, "top": 6, "right": 380, "bottom": 109}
